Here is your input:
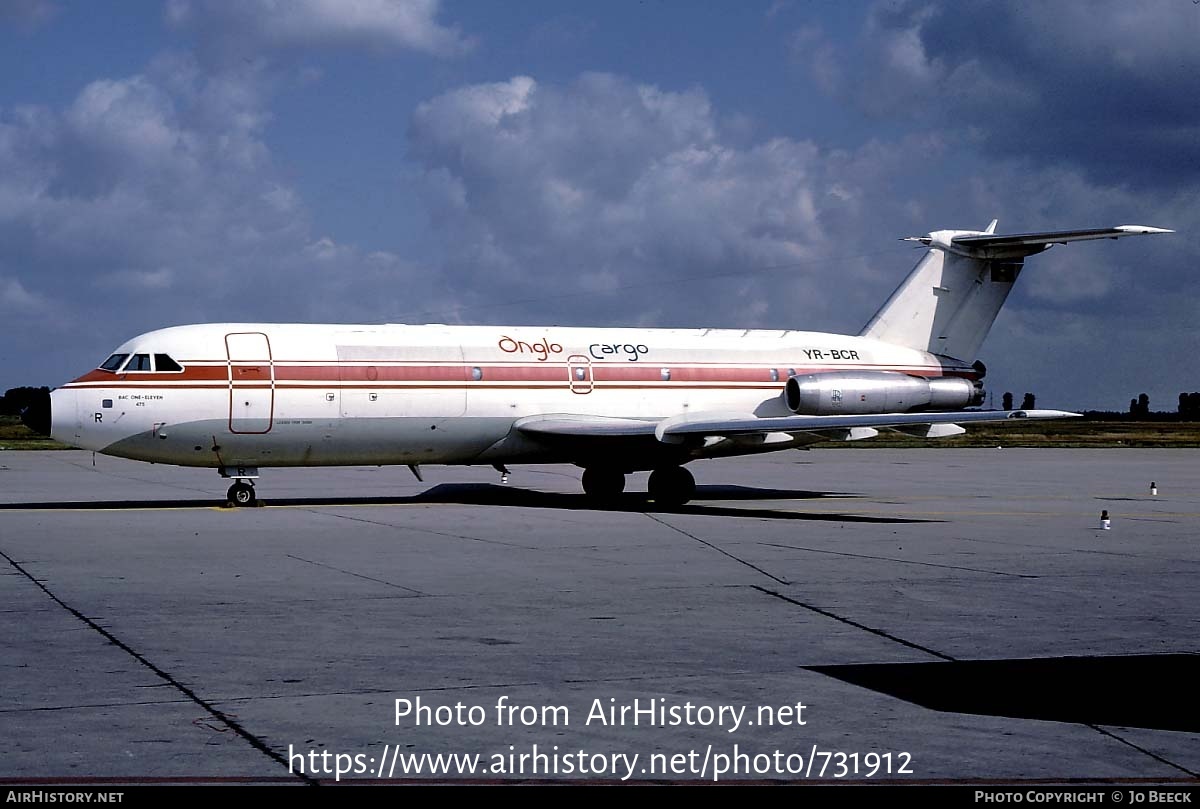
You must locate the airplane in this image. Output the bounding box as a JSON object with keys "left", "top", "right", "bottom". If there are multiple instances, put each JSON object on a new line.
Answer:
{"left": 22, "top": 222, "right": 1172, "bottom": 507}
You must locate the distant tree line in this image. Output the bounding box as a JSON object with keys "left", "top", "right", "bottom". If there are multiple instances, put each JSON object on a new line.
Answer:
{"left": 1125, "top": 392, "right": 1200, "bottom": 419}
{"left": 0, "top": 387, "right": 49, "bottom": 417}
{"left": 1004, "top": 390, "right": 1200, "bottom": 421}
{"left": 1001, "top": 392, "right": 1035, "bottom": 410}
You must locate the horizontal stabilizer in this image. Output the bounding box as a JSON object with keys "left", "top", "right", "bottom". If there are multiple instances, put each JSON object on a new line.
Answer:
{"left": 951, "top": 225, "right": 1173, "bottom": 251}
{"left": 944, "top": 225, "right": 1174, "bottom": 259}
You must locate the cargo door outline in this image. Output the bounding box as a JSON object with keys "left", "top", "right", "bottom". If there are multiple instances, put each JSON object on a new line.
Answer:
{"left": 567, "top": 354, "right": 594, "bottom": 394}
{"left": 226, "top": 332, "right": 274, "bottom": 433}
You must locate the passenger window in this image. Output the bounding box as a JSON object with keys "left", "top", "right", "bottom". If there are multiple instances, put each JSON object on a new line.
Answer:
{"left": 127, "top": 354, "right": 152, "bottom": 372}
{"left": 154, "top": 354, "right": 183, "bottom": 372}
{"left": 100, "top": 354, "right": 129, "bottom": 372}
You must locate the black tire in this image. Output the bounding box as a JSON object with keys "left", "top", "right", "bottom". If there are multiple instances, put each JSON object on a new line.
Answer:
{"left": 647, "top": 466, "right": 696, "bottom": 507}
{"left": 228, "top": 481, "right": 256, "bottom": 507}
{"left": 581, "top": 467, "right": 625, "bottom": 500}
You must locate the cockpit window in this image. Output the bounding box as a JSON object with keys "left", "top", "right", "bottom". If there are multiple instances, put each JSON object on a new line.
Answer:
{"left": 154, "top": 354, "right": 183, "bottom": 372}
{"left": 100, "top": 354, "right": 129, "bottom": 372}
{"left": 99, "top": 351, "right": 185, "bottom": 373}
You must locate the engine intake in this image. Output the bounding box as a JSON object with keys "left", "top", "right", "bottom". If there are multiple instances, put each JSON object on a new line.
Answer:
{"left": 784, "top": 371, "right": 982, "bottom": 415}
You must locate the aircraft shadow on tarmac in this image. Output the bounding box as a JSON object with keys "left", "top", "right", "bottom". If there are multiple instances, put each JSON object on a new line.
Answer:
{"left": 0, "top": 483, "right": 936, "bottom": 524}
{"left": 807, "top": 653, "right": 1200, "bottom": 732}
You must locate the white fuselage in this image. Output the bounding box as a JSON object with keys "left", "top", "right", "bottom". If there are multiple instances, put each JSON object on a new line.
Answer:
{"left": 50, "top": 323, "right": 973, "bottom": 471}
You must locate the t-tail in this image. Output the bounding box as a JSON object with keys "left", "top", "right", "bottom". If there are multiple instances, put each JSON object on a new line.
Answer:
{"left": 860, "top": 222, "right": 1173, "bottom": 362}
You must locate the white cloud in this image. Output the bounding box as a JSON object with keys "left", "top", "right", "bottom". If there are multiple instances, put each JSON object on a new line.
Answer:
{"left": 103, "top": 268, "right": 176, "bottom": 291}
{"left": 849, "top": 0, "right": 1200, "bottom": 183}
{"left": 0, "top": 275, "right": 45, "bottom": 310}
{"left": 788, "top": 26, "right": 841, "bottom": 94}
{"left": 167, "top": 0, "right": 473, "bottom": 58}
{"left": 408, "top": 74, "right": 899, "bottom": 329}
{"left": 66, "top": 77, "right": 181, "bottom": 163}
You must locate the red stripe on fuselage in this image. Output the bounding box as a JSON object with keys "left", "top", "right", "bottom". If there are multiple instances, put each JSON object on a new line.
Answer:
{"left": 69, "top": 360, "right": 978, "bottom": 387}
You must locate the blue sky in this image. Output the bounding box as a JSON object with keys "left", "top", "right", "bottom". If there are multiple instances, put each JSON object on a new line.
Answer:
{"left": 1, "top": 0, "right": 1196, "bottom": 410}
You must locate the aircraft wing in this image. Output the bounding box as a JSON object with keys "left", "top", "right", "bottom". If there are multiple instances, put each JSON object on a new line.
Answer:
{"left": 653, "top": 409, "right": 1077, "bottom": 442}
{"left": 516, "top": 409, "right": 1079, "bottom": 444}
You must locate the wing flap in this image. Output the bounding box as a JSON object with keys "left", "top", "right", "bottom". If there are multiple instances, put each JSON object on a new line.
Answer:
{"left": 889, "top": 423, "right": 967, "bottom": 438}
{"left": 808, "top": 427, "right": 880, "bottom": 442}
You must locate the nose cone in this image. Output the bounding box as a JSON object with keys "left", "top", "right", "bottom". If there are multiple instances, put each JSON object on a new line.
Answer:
{"left": 19, "top": 388, "right": 52, "bottom": 436}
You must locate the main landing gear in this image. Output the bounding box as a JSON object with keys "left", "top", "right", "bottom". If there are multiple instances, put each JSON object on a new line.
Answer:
{"left": 647, "top": 466, "right": 696, "bottom": 507}
{"left": 580, "top": 466, "right": 696, "bottom": 507}
{"left": 581, "top": 467, "right": 625, "bottom": 500}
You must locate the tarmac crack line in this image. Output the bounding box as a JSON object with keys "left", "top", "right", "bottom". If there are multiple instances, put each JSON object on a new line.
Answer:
{"left": 751, "top": 585, "right": 954, "bottom": 661}
{"left": 758, "top": 541, "right": 1038, "bottom": 578}
{"left": 284, "top": 554, "right": 428, "bottom": 595}
{"left": 0, "top": 698, "right": 193, "bottom": 714}
{"left": 296, "top": 507, "right": 537, "bottom": 549}
{"left": 950, "top": 535, "right": 1200, "bottom": 566}
{"left": 643, "top": 513, "right": 790, "bottom": 585}
{"left": 0, "top": 548, "right": 317, "bottom": 786}
{"left": 1085, "top": 724, "right": 1198, "bottom": 778}
{"left": 52, "top": 455, "right": 218, "bottom": 498}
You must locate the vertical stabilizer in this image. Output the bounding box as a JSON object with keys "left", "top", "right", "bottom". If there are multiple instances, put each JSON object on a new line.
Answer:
{"left": 859, "top": 223, "right": 1172, "bottom": 361}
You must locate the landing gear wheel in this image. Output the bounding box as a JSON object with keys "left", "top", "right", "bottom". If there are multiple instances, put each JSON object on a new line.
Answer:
{"left": 648, "top": 466, "right": 696, "bottom": 507}
{"left": 227, "top": 481, "right": 256, "bottom": 507}
{"left": 581, "top": 467, "right": 625, "bottom": 500}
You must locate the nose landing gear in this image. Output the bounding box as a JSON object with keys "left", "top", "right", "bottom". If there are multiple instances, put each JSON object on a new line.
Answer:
{"left": 220, "top": 465, "right": 260, "bottom": 507}
{"left": 227, "top": 480, "right": 256, "bottom": 507}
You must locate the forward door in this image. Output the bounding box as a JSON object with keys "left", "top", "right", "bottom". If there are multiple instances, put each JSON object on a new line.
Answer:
{"left": 226, "top": 332, "right": 274, "bottom": 434}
